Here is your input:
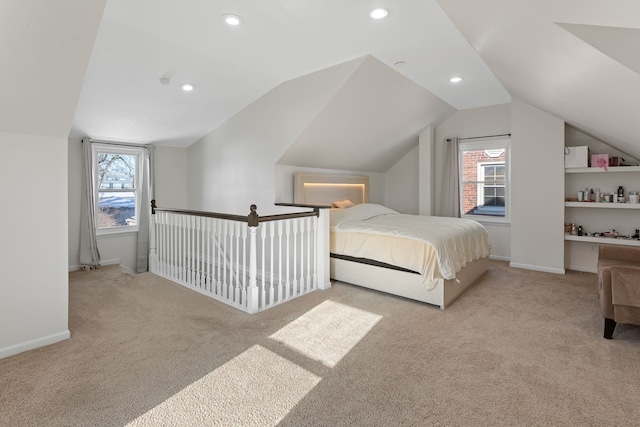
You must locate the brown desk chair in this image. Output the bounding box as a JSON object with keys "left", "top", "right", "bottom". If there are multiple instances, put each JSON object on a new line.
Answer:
{"left": 597, "top": 244, "right": 640, "bottom": 339}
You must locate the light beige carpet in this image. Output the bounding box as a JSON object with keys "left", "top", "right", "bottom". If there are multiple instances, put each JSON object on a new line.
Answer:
{"left": 1, "top": 261, "right": 639, "bottom": 426}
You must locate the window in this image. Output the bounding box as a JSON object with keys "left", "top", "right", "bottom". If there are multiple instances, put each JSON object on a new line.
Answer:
{"left": 459, "top": 139, "right": 510, "bottom": 222}
{"left": 93, "top": 144, "right": 144, "bottom": 234}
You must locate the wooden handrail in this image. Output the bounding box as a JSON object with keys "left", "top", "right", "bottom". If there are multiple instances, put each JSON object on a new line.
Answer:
{"left": 151, "top": 200, "right": 318, "bottom": 226}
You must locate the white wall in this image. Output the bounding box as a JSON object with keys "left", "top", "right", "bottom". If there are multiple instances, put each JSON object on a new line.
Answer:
{"left": 154, "top": 146, "right": 188, "bottom": 210}
{"left": 433, "top": 104, "right": 512, "bottom": 260}
{"left": 418, "top": 127, "right": 435, "bottom": 216}
{"left": 1, "top": 0, "right": 106, "bottom": 359}
{"left": 68, "top": 138, "right": 83, "bottom": 270}
{"left": 1, "top": 133, "right": 70, "bottom": 358}
{"left": 385, "top": 145, "right": 420, "bottom": 214}
{"left": 187, "top": 59, "right": 364, "bottom": 215}
{"left": 510, "top": 99, "right": 565, "bottom": 273}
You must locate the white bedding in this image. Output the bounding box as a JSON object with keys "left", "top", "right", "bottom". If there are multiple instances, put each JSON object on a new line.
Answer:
{"left": 330, "top": 204, "right": 491, "bottom": 290}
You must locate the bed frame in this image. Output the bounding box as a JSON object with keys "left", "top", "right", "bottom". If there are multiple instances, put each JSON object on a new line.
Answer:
{"left": 293, "top": 172, "right": 489, "bottom": 309}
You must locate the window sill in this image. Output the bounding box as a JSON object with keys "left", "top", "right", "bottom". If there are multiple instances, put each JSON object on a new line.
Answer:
{"left": 462, "top": 215, "right": 510, "bottom": 226}
{"left": 97, "top": 228, "right": 139, "bottom": 239}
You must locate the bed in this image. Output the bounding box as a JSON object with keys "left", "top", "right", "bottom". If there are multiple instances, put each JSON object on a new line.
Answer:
{"left": 293, "top": 172, "right": 491, "bottom": 308}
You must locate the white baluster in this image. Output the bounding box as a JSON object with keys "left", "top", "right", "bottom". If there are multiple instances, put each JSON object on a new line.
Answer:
{"left": 261, "top": 224, "right": 267, "bottom": 308}
{"left": 278, "top": 221, "right": 283, "bottom": 302}
{"left": 216, "top": 219, "right": 222, "bottom": 296}
{"left": 292, "top": 218, "right": 298, "bottom": 297}
{"left": 241, "top": 223, "right": 248, "bottom": 306}
{"left": 299, "top": 217, "right": 306, "bottom": 294}
{"left": 269, "top": 222, "right": 275, "bottom": 305}
{"left": 169, "top": 213, "right": 176, "bottom": 279}
{"left": 311, "top": 216, "right": 318, "bottom": 289}
{"left": 224, "top": 220, "right": 231, "bottom": 301}
{"left": 285, "top": 220, "right": 291, "bottom": 300}
{"left": 306, "top": 216, "right": 312, "bottom": 291}
{"left": 246, "top": 225, "right": 259, "bottom": 314}
{"left": 205, "top": 217, "right": 211, "bottom": 293}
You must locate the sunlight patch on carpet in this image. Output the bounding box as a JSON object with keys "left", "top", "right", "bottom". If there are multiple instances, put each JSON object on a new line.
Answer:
{"left": 269, "top": 300, "right": 383, "bottom": 367}
{"left": 125, "top": 345, "right": 320, "bottom": 427}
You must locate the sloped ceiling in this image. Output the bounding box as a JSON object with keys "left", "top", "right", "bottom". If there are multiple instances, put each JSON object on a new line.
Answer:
{"left": 70, "top": 0, "right": 509, "bottom": 147}
{"left": 437, "top": 0, "right": 640, "bottom": 159}
{"left": 0, "top": 1, "right": 105, "bottom": 138}
{"left": 277, "top": 56, "right": 455, "bottom": 172}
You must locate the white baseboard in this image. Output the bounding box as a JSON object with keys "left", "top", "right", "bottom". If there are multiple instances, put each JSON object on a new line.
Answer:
{"left": 0, "top": 330, "right": 70, "bottom": 360}
{"left": 565, "top": 265, "right": 597, "bottom": 274}
{"left": 489, "top": 255, "right": 510, "bottom": 262}
{"left": 69, "top": 258, "right": 121, "bottom": 273}
{"left": 509, "top": 262, "right": 565, "bottom": 275}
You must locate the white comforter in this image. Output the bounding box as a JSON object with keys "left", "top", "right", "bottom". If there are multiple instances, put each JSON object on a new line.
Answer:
{"left": 330, "top": 204, "right": 491, "bottom": 290}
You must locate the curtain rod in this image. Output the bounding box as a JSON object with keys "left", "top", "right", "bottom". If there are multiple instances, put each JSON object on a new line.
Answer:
{"left": 82, "top": 137, "right": 152, "bottom": 149}
{"left": 446, "top": 133, "right": 511, "bottom": 142}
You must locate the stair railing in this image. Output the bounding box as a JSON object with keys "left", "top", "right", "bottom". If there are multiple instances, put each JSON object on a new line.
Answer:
{"left": 148, "top": 201, "right": 330, "bottom": 314}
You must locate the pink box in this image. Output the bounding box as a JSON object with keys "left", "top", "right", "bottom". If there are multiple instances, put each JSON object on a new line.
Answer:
{"left": 591, "top": 154, "right": 609, "bottom": 169}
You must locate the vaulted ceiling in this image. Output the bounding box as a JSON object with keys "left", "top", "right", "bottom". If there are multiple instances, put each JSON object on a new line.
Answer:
{"left": 66, "top": 0, "right": 640, "bottom": 161}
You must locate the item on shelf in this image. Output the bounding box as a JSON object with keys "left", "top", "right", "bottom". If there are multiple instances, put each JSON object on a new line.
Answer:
{"left": 618, "top": 186, "right": 624, "bottom": 199}
{"left": 629, "top": 192, "right": 639, "bottom": 204}
{"left": 565, "top": 223, "right": 571, "bottom": 233}
{"left": 578, "top": 225, "right": 583, "bottom": 236}
{"left": 589, "top": 188, "right": 594, "bottom": 202}
{"left": 578, "top": 191, "right": 584, "bottom": 202}
{"left": 564, "top": 146, "right": 590, "bottom": 168}
{"left": 609, "top": 156, "right": 624, "bottom": 166}
{"left": 570, "top": 224, "right": 578, "bottom": 236}
{"left": 591, "top": 154, "right": 609, "bottom": 170}
{"left": 613, "top": 193, "right": 618, "bottom": 203}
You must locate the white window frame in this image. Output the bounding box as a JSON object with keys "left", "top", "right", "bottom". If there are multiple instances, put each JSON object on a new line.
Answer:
{"left": 477, "top": 161, "right": 506, "bottom": 209}
{"left": 459, "top": 139, "right": 511, "bottom": 224}
{"left": 92, "top": 143, "right": 144, "bottom": 236}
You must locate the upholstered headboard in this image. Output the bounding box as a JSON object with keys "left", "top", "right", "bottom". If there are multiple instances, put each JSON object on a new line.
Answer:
{"left": 293, "top": 173, "right": 369, "bottom": 206}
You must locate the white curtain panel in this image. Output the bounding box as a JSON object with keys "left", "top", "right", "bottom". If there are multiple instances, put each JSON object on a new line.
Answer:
{"left": 438, "top": 137, "right": 460, "bottom": 218}
{"left": 136, "top": 146, "right": 155, "bottom": 273}
{"left": 79, "top": 138, "right": 101, "bottom": 267}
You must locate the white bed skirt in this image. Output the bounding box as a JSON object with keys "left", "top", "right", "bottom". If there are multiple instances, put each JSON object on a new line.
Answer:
{"left": 330, "top": 256, "right": 489, "bottom": 309}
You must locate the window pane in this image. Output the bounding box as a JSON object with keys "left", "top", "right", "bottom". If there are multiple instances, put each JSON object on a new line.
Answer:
{"left": 461, "top": 182, "right": 506, "bottom": 217}
{"left": 98, "top": 153, "right": 136, "bottom": 189}
{"left": 96, "top": 152, "right": 137, "bottom": 229}
{"left": 98, "top": 192, "right": 136, "bottom": 227}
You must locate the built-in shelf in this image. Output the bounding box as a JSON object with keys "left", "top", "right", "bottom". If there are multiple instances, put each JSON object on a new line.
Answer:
{"left": 565, "top": 166, "right": 640, "bottom": 174}
{"left": 564, "top": 202, "right": 640, "bottom": 209}
{"left": 564, "top": 234, "right": 640, "bottom": 247}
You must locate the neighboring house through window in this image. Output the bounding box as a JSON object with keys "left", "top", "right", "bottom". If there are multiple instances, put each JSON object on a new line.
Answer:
{"left": 93, "top": 143, "right": 144, "bottom": 234}
{"left": 459, "top": 139, "right": 510, "bottom": 222}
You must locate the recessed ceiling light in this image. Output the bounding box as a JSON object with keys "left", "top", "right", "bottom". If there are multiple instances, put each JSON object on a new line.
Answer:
{"left": 221, "top": 13, "right": 243, "bottom": 26}
{"left": 180, "top": 83, "right": 195, "bottom": 92}
{"left": 370, "top": 8, "right": 389, "bottom": 19}
{"left": 449, "top": 76, "right": 463, "bottom": 83}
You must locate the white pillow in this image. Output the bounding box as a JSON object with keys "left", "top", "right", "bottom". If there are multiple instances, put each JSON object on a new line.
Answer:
{"left": 332, "top": 199, "right": 355, "bottom": 209}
